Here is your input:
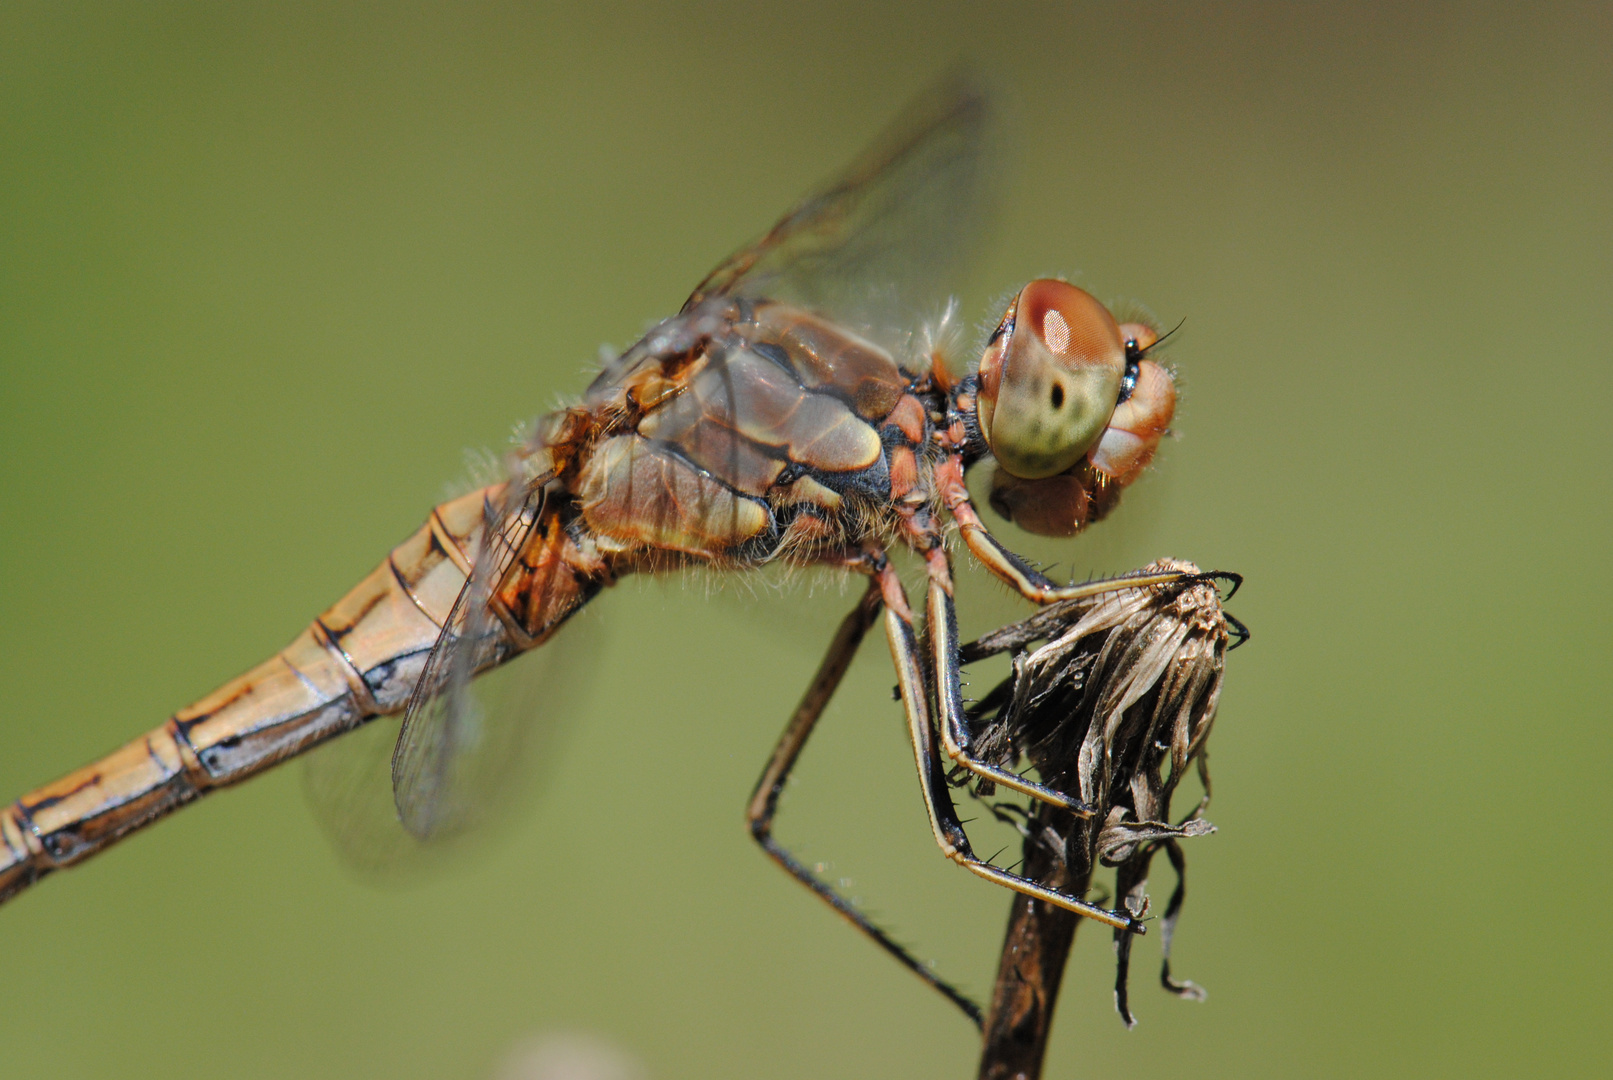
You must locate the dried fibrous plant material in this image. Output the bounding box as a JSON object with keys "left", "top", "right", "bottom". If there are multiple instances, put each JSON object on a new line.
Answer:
{"left": 966, "top": 559, "right": 1242, "bottom": 1080}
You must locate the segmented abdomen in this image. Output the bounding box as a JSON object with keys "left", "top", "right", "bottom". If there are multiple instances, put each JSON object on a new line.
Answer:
{"left": 0, "top": 484, "right": 595, "bottom": 905}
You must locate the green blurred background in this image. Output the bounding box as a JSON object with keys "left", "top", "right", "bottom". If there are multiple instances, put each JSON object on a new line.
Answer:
{"left": 3, "top": 3, "right": 1609, "bottom": 1078}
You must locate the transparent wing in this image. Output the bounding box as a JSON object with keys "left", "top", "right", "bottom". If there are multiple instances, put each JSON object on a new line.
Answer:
{"left": 300, "top": 604, "right": 605, "bottom": 881}
{"left": 685, "top": 70, "right": 1000, "bottom": 356}
{"left": 302, "top": 710, "right": 430, "bottom": 880}
{"left": 391, "top": 480, "right": 544, "bottom": 839}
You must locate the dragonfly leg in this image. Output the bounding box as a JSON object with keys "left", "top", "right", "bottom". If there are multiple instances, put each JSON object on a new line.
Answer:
{"left": 920, "top": 549, "right": 1095, "bottom": 817}
{"left": 745, "top": 572, "right": 984, "bottom": 1027}
{"left": 880, "top": 555, "right": 1147, "bottom": 937}
{"left": 934, "top": 455, "right": 1190, "bottom": 604}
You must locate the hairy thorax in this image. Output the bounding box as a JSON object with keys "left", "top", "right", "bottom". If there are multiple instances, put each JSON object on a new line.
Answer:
{"left": 521, "top": 299, "right": 947, "bottom": 574}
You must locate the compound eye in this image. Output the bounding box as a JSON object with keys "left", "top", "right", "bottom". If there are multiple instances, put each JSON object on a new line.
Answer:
{"left": 975, "top": 280, "right": 1124, "bottom": 479}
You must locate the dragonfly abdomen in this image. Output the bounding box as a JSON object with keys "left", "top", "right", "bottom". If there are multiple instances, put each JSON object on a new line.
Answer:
{"left": 0, "top": 484, "right": 548, "bottom": 906}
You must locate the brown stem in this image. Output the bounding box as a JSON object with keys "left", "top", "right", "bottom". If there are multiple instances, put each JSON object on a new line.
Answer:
{"left": 977, "top": 807, "right": 1091, "bottom": 1080}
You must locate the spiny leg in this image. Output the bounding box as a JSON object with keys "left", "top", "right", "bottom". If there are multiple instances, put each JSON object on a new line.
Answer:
{"left": 745, "top": 572, "right": 984, "bottom": 1027}
{"left": 921, "top": 548, "right": 1097, "bottom": 816}
{"left": 934, "top": 454, "right": 1190, "bottom": 604}
{"left": 879, "top": 557, "right": 1146, "bottom": 936}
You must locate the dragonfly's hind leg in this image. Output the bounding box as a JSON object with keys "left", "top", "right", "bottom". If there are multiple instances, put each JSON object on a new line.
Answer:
{"left": 745, "top": 572, "right": 984, "bottom": 1027}
{"left": 918, "top": 549, "right": 1095, "bottom": 816}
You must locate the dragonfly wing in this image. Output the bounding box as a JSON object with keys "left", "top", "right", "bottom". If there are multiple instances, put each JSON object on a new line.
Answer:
{"left": 390, "top": 481, "right": 545, "bottom": 839}
{"left": 302, "top": 709, "right": 419, "bottom": 878}
{"left": 301, "top": 602, "right": 605, "bottom": 879}
{"left": 686, "top": 71, "right": 1000, "bottom": 356}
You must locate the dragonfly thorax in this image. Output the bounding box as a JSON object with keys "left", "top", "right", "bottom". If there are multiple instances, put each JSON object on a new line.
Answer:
{"left": 543, "top": 300, "right": 949, "bottom": 568}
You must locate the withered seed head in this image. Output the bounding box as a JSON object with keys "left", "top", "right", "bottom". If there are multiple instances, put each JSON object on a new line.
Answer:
{"left": 962, "top": 559, "right": 1238, "bottom": 1029}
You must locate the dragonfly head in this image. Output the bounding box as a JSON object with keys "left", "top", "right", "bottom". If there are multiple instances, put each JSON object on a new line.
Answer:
{"left": 974, "top": 280, "right": 1176, "bottom": 485}
{"left": 972, "top": 281, "right": 1178, "bottom": 536}
{"left": 975, "top": 279, "right": 1127, "bottom": 480}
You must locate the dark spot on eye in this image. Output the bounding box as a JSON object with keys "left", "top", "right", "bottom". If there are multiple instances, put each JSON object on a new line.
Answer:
{"left": 1050, "top": 384, "right": 1064, "bottom": 410}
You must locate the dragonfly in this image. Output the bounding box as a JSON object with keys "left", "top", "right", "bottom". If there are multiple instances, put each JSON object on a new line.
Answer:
{"left": 0, "top": 75, "right": 1197, "bottom": 1020}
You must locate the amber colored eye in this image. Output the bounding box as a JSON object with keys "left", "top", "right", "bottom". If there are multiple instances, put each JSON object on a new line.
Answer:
{"left": 975, "top": 280, "right": 1125, "bottom": 480}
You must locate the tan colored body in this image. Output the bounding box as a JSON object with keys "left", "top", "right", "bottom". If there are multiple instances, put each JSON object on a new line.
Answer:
{"left": 0, "top": 483, "right": 588, "bottom": 903}
{"left": 0, "top": 296, "right": 1168, "bottom": 915}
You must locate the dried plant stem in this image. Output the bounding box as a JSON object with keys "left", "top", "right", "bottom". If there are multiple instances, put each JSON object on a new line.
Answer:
{"left": 977, "top": 815, "right": 1086, "bottom": 1080}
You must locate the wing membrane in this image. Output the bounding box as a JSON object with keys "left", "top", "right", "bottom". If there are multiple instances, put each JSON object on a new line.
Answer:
{"left": 390, "top": 481, "right": 544, "bottom": 839}
{"left": 301, "top": 605, "right": 604, "bottom": 879}
{"left": 687, "top": 71, "right": 1000, "bottom": 356}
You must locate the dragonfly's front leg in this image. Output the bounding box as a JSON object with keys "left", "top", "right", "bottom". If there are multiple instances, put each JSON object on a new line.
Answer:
{"left": 745, "top": 566, "right": 983, "bottom": 1026}
{"left": 934, "top": 454, "right": 1191, "bottom": 604}
{"left": 880, "top": 550, "right": 1146, "bottom": 936}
